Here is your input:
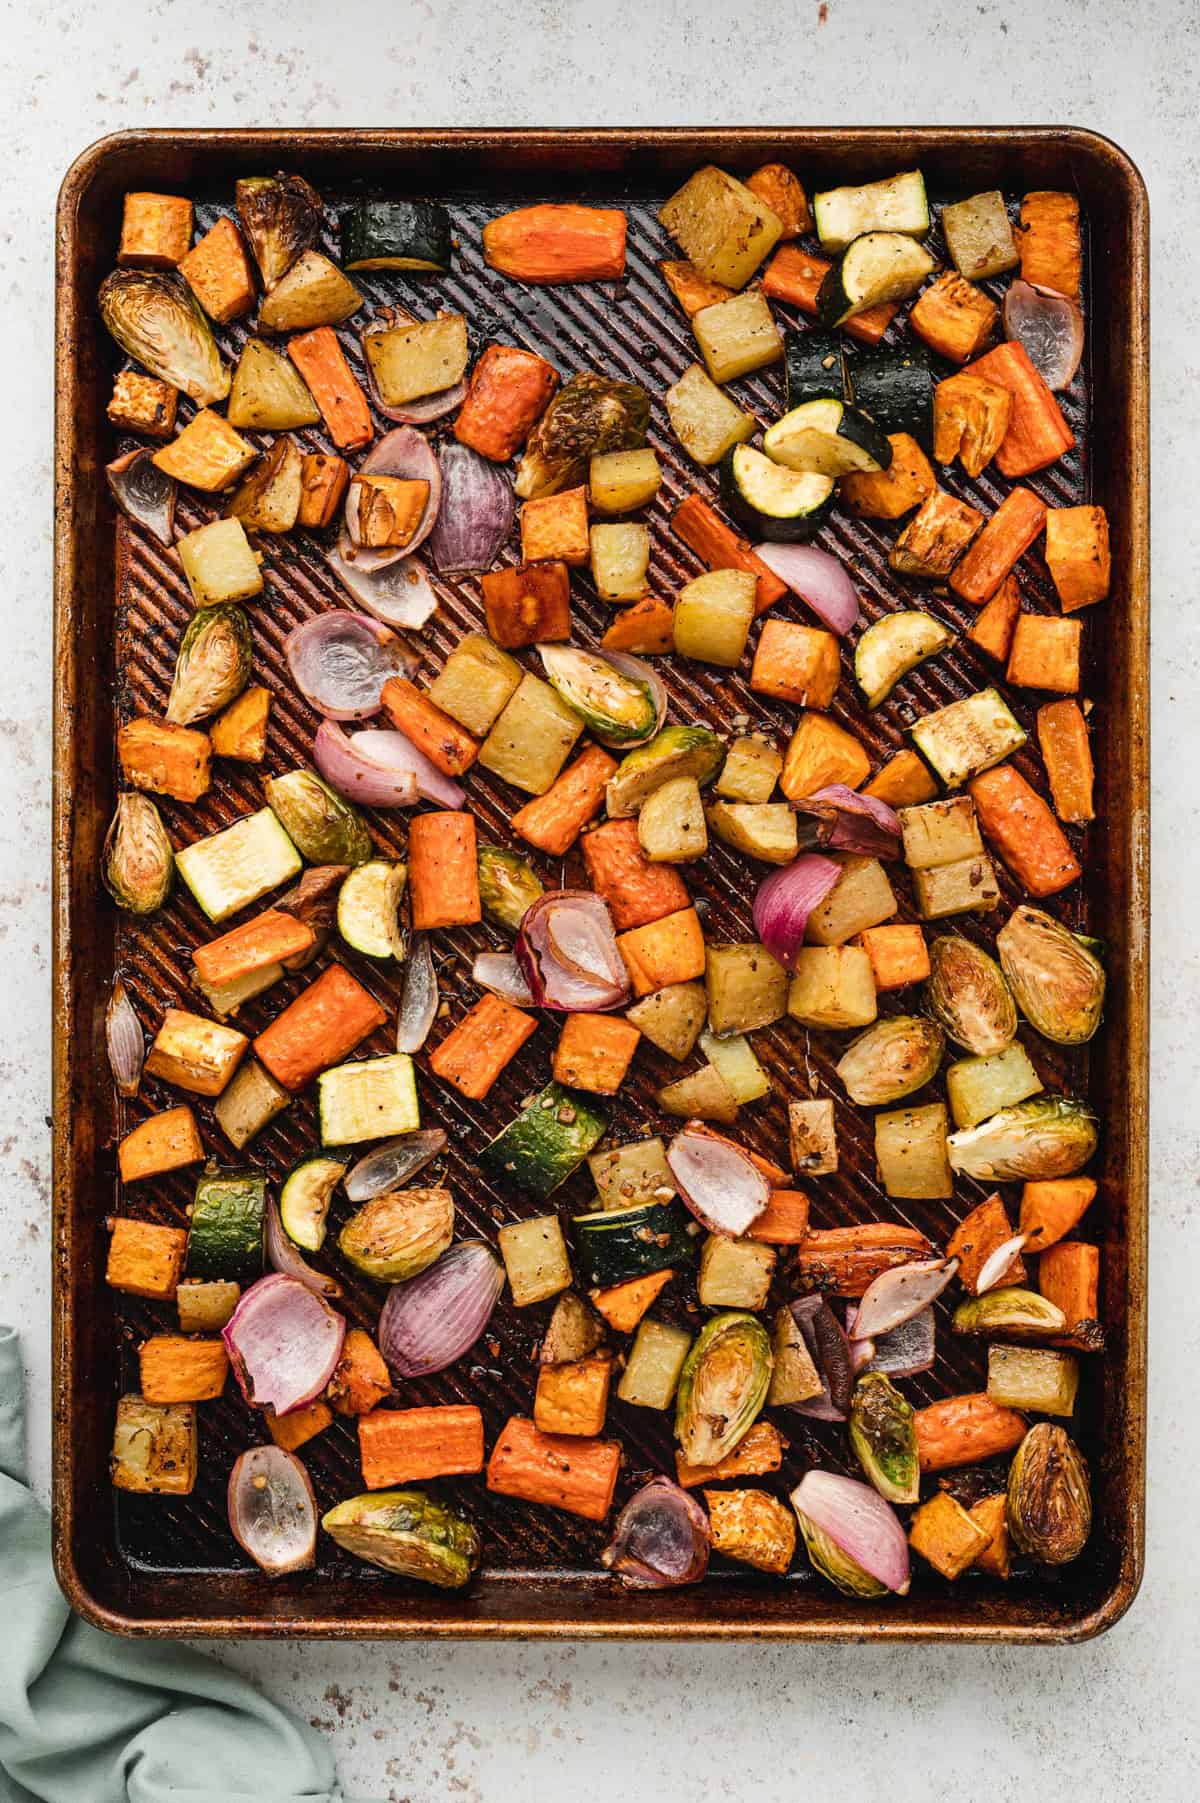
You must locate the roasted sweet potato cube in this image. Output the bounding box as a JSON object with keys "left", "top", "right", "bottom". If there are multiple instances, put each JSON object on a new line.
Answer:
{"left": 858, "top": 923, "right": 929, "bottom": 991}
{"left": 889, "top": 491, "right": 983, "bottom": 578}
{"left": 178, "top": 215, "right": 257, "bottom": 322}
{"left": 520, "top": 486, "right": 590, "bottom": 565}
{"left": 111, "top": 1396, "right": 196, "bottom": 1494}
{"left": 106, "top": 1217, "right": 188, "bottom": 1300}
{"left": 352, "top": 474, "right": 430, "bottom": 548}
{"left": 969, "top": 1493, "right": 1011, "bottom": 1578}
{"left": 909, "top": 1491, "right": 991, "bottom": 1579}
{"left": 745, "top": 163, "right": 811, "bottom": 238}
{"left": 1038, "top": 1240, "right": 1102, "bottom": 1346}
{"left": 675, "top": 1419, "right": 785, "bottom": 1489}
{"left": 210, "top": 687, "right": 271, "bottom": 763}
{"left": 933, "top": 373, "right": 1012, "bottom": 478}
{"left": 967, "top": 574, "right": 1022, "bottom": 664}
{"left": 266, "top": 1399, "right": 333, "bottom": 1452}
{"left": 117, "top": 717, "right": 211, "bottom": 803}
{"left": 750, "top": 619, "right": 841, "bottom": 709}
{"left": 910, "top": 272, "right": 999, "bottom": 364}
{"left": 552, "top": 1012, "right": 641, "bottom": 1094}
{"left": 1044, "top": 505, "right": 1111, "bottom": 612}
{"left": 1018, "top": 191, "right": 1082, "bottom": 299}
{"left": 1005, "top": 614, "right": 1081, "bottom": 693}
{"left": 704, "top": 1486, "right": 796, "bottom": 1574}
{"left": 534, "top": 1356, "right": 613, "bottom": 1437}
{"left": 481, "top": 561, "right": 572, "bottom": 648}
{"left": 298, "top": 453, "right": 350, "bottom": 528}
{"left": 118, "top": 1105, "right": 205, "bottom": 1183}
{"left": 590, "top": 1269, "right": 674, "bottom": 1333}
{"left": 138, "top": 1335, "right": 229, "bottom": 1403}
{"left": 152, "top": 410, "right": 257, "bottom": 492}
{"left": 946, "top": 1192, "right": 1026, "bottom": 1295}
{"left": 107, "top": 370, "right": 178, "bottom": 439}
{"left": 327, "top": 1328, "right": 392, "bottom": 1417}
{"left": 601, "top": 597, "right": 674, "bottom": 655}
{"left": 659, "top": 258, "right": 734, "bottom": 318}
{"left": 864, "top": 750, "right": 938, "bottom": 808}
{"left": 838, "top": 433, "right": 935, "bottom": 520}
{"left": 118, "top": 192, "right": 193, "bottom": 268}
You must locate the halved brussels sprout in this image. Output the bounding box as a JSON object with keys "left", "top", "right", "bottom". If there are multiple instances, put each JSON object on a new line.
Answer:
{"left": 926, "top": 933, "right": 1018, "bottom": 1056}
{"left": 996, "top": 906, "right": 1106, "bottom": 1046}
{"left": 477, "top": 845, "right": 544, "bottom": 932}
{"left": 99, "top": 270, "right": 229, "bottom": 406}
{"left": 321, "top": 1488, "right": 480, "bottom": 1587}
{"left": 675, "top": 1311, "right": 772, "bottom": 1467}
{"left": 338, "top": 1187, "right": 453, "bottom": 1282}
{"left": 538, "top": 646, "right": 659, "bottom": 746}
{"left": 835, "top": 1016, "right": 944, "bottom": 1107}
{"left": 264, "top": 769, "right": 373, "bottom": 867}
{"left": 793, "top": 1511, "right": 888, "bottom": 1599}
{"left": 606, "top": 724, "right": 726, "bottom": 818}
{"left": 947, "top": 1097, "right": 1098, "bottom": 1182}
{"left": 848, "top": 1373, "right": 919, "bottom": 1504}
{"left": 516, "top": 372, "right": 651, "bottom": 498}
{"left": 166, "top": 604, "right": 252, "bottom": 726}
{"left": 952, "top": 1288, "right": 1067, "bottom": 1339}
{"left": 102, "top": 792, "right": 174, "bottom": 914}
{"left": 1006, "top": 1422, "right": 1091, "bottom": 1565}
{"left": 235, "top": 172, "right": 322, "bottom": 289}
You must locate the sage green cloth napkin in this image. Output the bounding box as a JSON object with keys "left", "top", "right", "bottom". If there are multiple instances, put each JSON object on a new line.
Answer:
{"left": 0, "top": 1326, "right": 375, "bottom": 1803}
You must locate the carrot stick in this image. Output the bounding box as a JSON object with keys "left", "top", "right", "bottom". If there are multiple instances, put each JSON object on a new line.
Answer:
{"left": 581, "top": 818, "right": 690, "bottom": 930}
{"left": 963, "top": 341, "right": 1074, "bottom": 477}
{"left": 359, "top": 1404, "right": 485, "bottom": 1489}
{"left": 379, "top": 677, "right": 479, "bottom": 777}
{"left": 510, "top": 744, "right": 617, "bottom": 856}
{"left": 745, "top": 1188, "right": 810, "bottom": 1244}
{"left": 254, "top": 964, "right": 387, "bottom": 1092}
{"left": 1037, "top": 699, "right": 1095, "bottom": 823}
{"left": 192, "top": 908, "right": 315, "bottom": 989}
{"left": 950, "top": 487, "right": 1048, "bottom": 603}
{"left": 455, "top": 344, "right": 559, "bottom": 462}
{"left": 760, "top": 245, "right": 898, "bottom": 344}
{"left": 1019, "top": 1176, "right": 1097, "bottom": 1250}
{"left": 914, "top": 1392, "right": 1027, "bottom": 1473}
{"left": 968, "top": 764, "right": 1082, "bottom": 897}
{"left": 672, "top": 494, "right": 787, "bottom": 616}
{"left": 326, "top": 1328, "right": 391, "bottom": 1416}
{"left": 428, "top": 993, "right": 537, "bottom": 1100}
{"left": 408, "top": 810, "right": 481, "bottom": 930}
{"left": 675, "top": 1420, "right": 785, "bottom": 1489}
{"left": 485, "top": 1416, "right": 621, "bottom": 1522}
{"left": 945, "top": 1193, "right": 1027, "bottom": 1295}
{"left": 967, "top": 573, "right": 1022, "bottom": 663}
{"left": 600, "top": 597, "right": 674, "bottom": 655}
{"left": 482, "top": 204, "right": 627, "bottom": 283}
{"left": 793, "top": 1224, "right": 934, "bottom": 1297}
{"left": 287, "top": 327, "right": 373, "bottom": 451}
{"left": 1018, "top": 192, "right": 1082, "bottom": 299}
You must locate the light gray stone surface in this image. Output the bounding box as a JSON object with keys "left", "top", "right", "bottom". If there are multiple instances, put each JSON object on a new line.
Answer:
{"left": 2, "top": 1, "right": 1196, "bottom": 1796}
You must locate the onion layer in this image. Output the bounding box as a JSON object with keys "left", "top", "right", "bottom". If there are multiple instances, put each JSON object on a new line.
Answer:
{"left": 1003, "top": 279, "right": 1085, "bottom": 390}
{"left": 790, "top": 1469, "right": 911, "bottom": 1595}
{"left": 396, "top": 934, "right": 439, "bottom": 1054}
{"left": 344, "top": 1129, "right": 448, "bottom": 1203}
{"left": 471, "top": 952, "right": 536, "bottom": 1006}
{"left": 378, "top": 1241, "right": 505, "bottom": 1379}
{"left": 228, "top": 1445, "right": 317, "bottom": 1575}
{"left": 752, "top": 542, "right": 861, "bottom": 635}
{"left": 348, "top": 729, "right": 466, "bottom": 809}
{"left": 850, "top": 1258, "right": 958, "bottom": 1342}
{"left": 517, "top": 892, "right": 630, "bottom": 1011}
{"left": 313, "top": 719, "right": 420, "bottom": 808}
{"left": 855, "top": 1305, "right": 936, "bottom": 1379}
{"left": 788, "top": 1296, "right": 854, "bottom": 1420}
{"left": 430, "top": 441, "right": 516, "bottom": 573}
{"left": 328, "top": 534, "right": 439, "bottom": 630}
{"left": 793, "top": 785, "right": 902, "bottom": 860}
{"left": 667, "top": 1128, "right": 770, "bottom": 1236}
{"left": 977, "top": 1233, "right": 1029, "bottom": 1295}
{"left": 601, "top": 1478, "right": 710, "bottom": 1589}
{"left": 286, "top": 611, "right": 413, "bottom": 720}
{"left": 222, "top": 1274, "right": 345, "bottom": 1416}
{"left": 752, "top": 854, "right": 842, "bottom": 970}
{"left": 105, "top": 448, "right": 176, "bottom": 548}
{"left": 105, "top": 977, "right": 144, "bottom": 1098}
{"left": 265, "top": 1195, "right": 342, "bottom": 1299}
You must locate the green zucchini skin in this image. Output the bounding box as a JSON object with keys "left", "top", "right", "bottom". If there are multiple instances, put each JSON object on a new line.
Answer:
{"left": 570, "top": 1200, "right": 697, "bottom": 1289}
{"left": 785, "top": 330, "right": 851, "bottom": 408}
{"left": 719, "top": 445, "right": 835, "bottom": 543}
{"left": 342, "top": 200, "right": 452, "bottom": 271}
{"left": 481, "top": 1081, "right": 607, "bottom": 1200}
{"left": 186, "top": 1169, "right": 266, "bottom": 1282}
{"left": 816, "top": 232, "right": 935, "bottom": 327}
{"left": 850, "top": 345, "right": 933, "bottom": 448}
{"left": 763, "top": 399, "right": 893, "bottom": 479}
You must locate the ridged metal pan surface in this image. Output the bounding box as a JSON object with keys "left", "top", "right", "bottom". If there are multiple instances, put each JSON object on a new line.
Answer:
{"left": 52, "top": 129, "right": 1149, "bottom": 1640}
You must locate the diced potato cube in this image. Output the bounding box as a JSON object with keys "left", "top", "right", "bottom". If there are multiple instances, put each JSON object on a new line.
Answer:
{"left": 706, "top": 801, "right": 797, "bottom": 864}
{"left": 899, "top": 797, "right": 984, "bottom": 870}
{"left": 659, "top": 165, "right": 784, "bottom": 288}
{"left": 106, "top": 1217, "right": 188, "bottom": 1301}
{"left": 941, "top": 190, "right": 1019, "bottom": 281}
{"left": 589, "top": 1137, "right": 676, "bottom": 1210}
{"left": 787, "top": 946, "right": 877, "bottom": 1029}
{"left": 211, "top": 1055, "right": 290, "bottom": 1147}
{"left": 700, "top": 1030, "right": 770, "bottom": 1104}
{"left": 913, "top": 854, "right": 1001, "bottom": 919}
{"left": 715, "top": 735, "right": 781, "bottom": 803}
{"left": 768, "top": 1305, "right": 824, "bottom": 1406}
{"left": 178, "top": 215, "right": 257, "bottom": 323}
{"left": 144, "top": 1007, "right": 249, "bottom": 1097}
{"left": 590, "top": 523, "right": 650, "bottom": 602}
{"left": 177, "top": 517, "right": 264, "bottom": 607}
{"left": 698, "top": 1234, "right": 776, "bottom": 1310}
{"left": 874, "top": 1101, "right": 952, "bottom": 1199}
{"left": 657, "top": 1063, "right": 739, "bottom": 1123}
{"left": 589, "top": 449, "right": 662, "bottom": 514}
{"left": 987, "top": 1344, "right": 1079, "bottom": 1416}
{"left": 152, "top": 410, "right": 257, "bottom": 492}
{"left": 947, "top": 1041, "right": 1043, "bottom": 1129}
{"left": 107, "top": 370, "right": 178, "bottom": 438}
{"left": 788, "top": 1099, "right": 839, "bottom": 1176}
{"left": 111, "top": 1395, "right": 197, "bottom": 1494}
{"left": 363, "top": 313, "right": 469, "bottom": 406}
{"left": 227, "top": 438, "right": 303, "bottom": 535}
{"left": 638, "top": 776, "right": 708, "bottom": 862}
{"left": 498, "top": 1214, "right": 573, "bottom": 1306}
{"left": 673, "top": 568, "right": 756, "bottom": 666}
{"left": 693, "top": 290, "right": 783, "bottom": 384}
{"left": 428, "top": 634, "right": 523, "bottom": 738}
{"left": 805, "top": 856, "right": 897, "bottom": 945}
{"left": 618, "top": 1318, "right": 693, "bottom": 1409}
{"left": 625, "top": 981, "right": 707, "bottom": 1061}
{"left": 706, "top": 942, "right": 789, "bottom": 1035}
{"left": 118, "top": 192, "right": 193, "bottom": 268}
{"left": 478, "top": 673, "right": 585, "bottom": 795}
{"left": 176, "top": 1279, "right": 240, "bottom": 1334}
{"left": 521, "top": 486, "right": 590, "bottom": 565}
{"left": 665, "top": 363, "right": 756, "bottom": 467}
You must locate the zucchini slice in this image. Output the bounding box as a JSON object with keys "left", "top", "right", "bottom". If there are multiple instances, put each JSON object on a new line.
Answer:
{"left": 606, "top": 724, "right": 725, "bottom": 819}
{"left": 785, "top": 329, "right": 852, "bottom": 408}
{"left": 337, "top": 860, "right": 407, "bottom": 959}
{"left": 813, "top": 171, "right": 930, "bottom": 252}
{"left": 187, "top": 1169, "right": 266, "bottom": 1282}
{"left": 763, "top": 398, "right": 893, "bottom": 479}
{"left": 318, "top": 1054, "right": 420, "bottom": 1146}
{"left": 816, "top": 233, "right": 937, "bottom": 327}
{"left": 720, "top": 445, "right": 835, "bottom": 542}
{"left": 538, "top": 645, "right": 659, "bottom": 746}
{"left": 911, "top": 687, "right": 1027, "bottom": 789}
{"left": 854, "top": 612, "right": 954, "bottom": 708}
{"left": 342, "top": 199, "right": 452, "bottom": 272}
{"left": 175, "top": 808, "right": 302, "bottom": 925}
{"left": 570, "top": 1199, "right": 697, "bottom": 1289}
{"left": 481, "top": 1081, "right": 608, "bottom": 1201}
{"left": 850, "top": 344, "right": 934, "bottom": 448}
{"left": 279, "top": 1153, "right": 349, "bottom": 1252}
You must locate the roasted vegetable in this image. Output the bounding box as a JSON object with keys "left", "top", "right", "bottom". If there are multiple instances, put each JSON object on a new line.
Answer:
{"left": 675, "top": 1312, "right": 771, "bottom": 1468}
{"left": 166, "top": 604, "right": 251, "bottom": 727}
{"left": 321, "top": 1488, "right": 480, "bottom": 1587}
{"left": 515, "top": 373, "right": 650, "bottom": 499}
{"left": 926, "top": 933, "right": 1017, "bottom": 1055}
{"left": 98, "top": 269, "right": 229, "bottom": 405}
{"left": 953, "top": 1287, "right": 1066, "bottom": 1339}
{"left": 996, "top": 905, "right": 1106, "bottom": 1046}
{"left": 1006, "top": 1422, "right": 1091, "bottom": 1564}
{"left": 849, "top": 1373, "right": 919, "bottom": 1504}
{"left": 948, "top": 1097, "right": 1098, "bottom": 1181}
{"left": 235, "top": 172, "right": 322, "bottom": 288}
{"left": 102, "top": 792, "right": 174, "bottom": 914}
{"left": 539, "top": 645, "right": 659, "bottom": 746}
{"left": 835, "top": 1016, "right": 944, "bottom": 1107}
{"left": 339, "top": 1189, "right": 454, "bottom": 1283}
{"left": 264, "top": 769, "right": 373, "bottom": 867}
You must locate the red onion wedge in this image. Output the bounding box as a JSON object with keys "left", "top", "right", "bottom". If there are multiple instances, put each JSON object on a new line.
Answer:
{"left": 601, "top": 1478, "right": 710, "bottom": 1590}
{"left": 328, "top": 534, "right": 439, "bottom": 631}
{"left": 105, "top": 447, "right": 176, "bottom": 547}
{"left": 977, "top": 1233, "right": 1029, "bottom": 1295}
{"left": 752, "top": 853, "right": 842, "bottom": 971}
{"left": 348, "top": 729, "right": 466, "bottom": 809}
{"left": 344, "top": 1129, "right": 447, "bottom": 1203}
{"left": 752, "top": 542, "right": 861, "bottom": 635}
{"left": 222, "top": 1274, "right": 345, "bottom": 1416}
{"left": 517, "top": 891, "right": 631, "bottom": 1012}
{"left": 849, "top": 1333, "right": 876, "bottom": 1374}
{"left": 1003, "top": 279, "right": 1085, "bottom": 390}
{"left": 228, "top": 1445, "right": 317, "bottom": 1576}
{"left": 286, "top": 610, "right": 413, "bottom": 721}
{"left": 790, "top": 1470, "right": 911, "bottom": 1596}
{"left": 430, "top": 441, "right": 516, "bottom": 573}
{"left": 265, "top": 1196, "right": 342, "bottom": 1300}
{"left": 788, "top": 1295, "right": 855, "bottom": 1420}
{"left": 343, "top": 426, "right": 442, "bottom": 559}
{"left": 472, "top": 951, "right": 536, "bottom": 1007}
{"left": 793, "top": 785, "right": 902, "bottom": 860}
{"left": 314, "top": 719, "right": 420, "bottom": 808}
{"left": 105, "top": 977, "right": 144, "bottom": 1098}
{"left": 379, "top": 1240, "right": 506, "bottom": 1379}
{"left": 850, "top": 1257, "right": 957, "bottom": 1342}
{"left": 667, "top": 1127, "right": 770, "bottom": 1236}
{"left": 856, "top": 1305, "right": 936, "bottom": 1379}
{"left": 396, "top": 934, "right": 438, "bottom": 1054}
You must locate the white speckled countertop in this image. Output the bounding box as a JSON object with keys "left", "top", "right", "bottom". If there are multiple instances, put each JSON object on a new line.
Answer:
{"left": 4, "top": 2, "right": 1197, "bottom": 1796}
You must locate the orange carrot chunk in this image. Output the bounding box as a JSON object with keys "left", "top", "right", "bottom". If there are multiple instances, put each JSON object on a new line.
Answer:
{"left": 428, "top": 993, "right": 537, "bottom": 1100}
{"left": 483, "top": 205, "right": 627, "bottom": 283}
{"left": 914, "top": 1392, "right": 1027, "bottom": 1473}
{"left": 1018, "top": 192, "right": 1082, "bottom": 299}
{"left": 379, "top": 678, "right": 479, "bottom": 777}
{"left": 510, "top": 744, "right": 617, "bottom": 856}
{"left": 672, "top": 494, "right": 787, "bottom": 616}
{"left": 1037, "top": 699, "right": 1095, "bottom": 824}
{"left": 287, "top": 327, "right": 373, "bottom": 451}
{"left": 950, "top": 487, "right": 1048, "bottom": 604}
{"left": 761, "top": 245, "right": 898, "bottom": 344}
{"left": 793, "top": 1224, "right": 934, "bottom": 1297}
{"left": 968, "top": 764, "right": 1082, "bottom": 898}
{"left": 254, "top": 964, "right": 387, "bottom": 1093}
{"left": 485, "top": 1416, "right": 621, "bottom": 1522}
{"left": 408, "top": 810, "right": 481, "bottom": 931}
{"left": 454, "top": 344, "right": 559, "bottom": 462}
{"left": 745, "top": 1188, "right": 810, "bottom": 1245}
{"left": 1038, "top": 1241, "right": 1101, "bottom": 1344}
{"left": 963, "top": 341, "right": 1074, "bottom": 477}
{"left": 359, "top": 1404, "right": 485, "bottom": 1488}
{"left": 192, "top": 908, "right": 315, "bottom": 989}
